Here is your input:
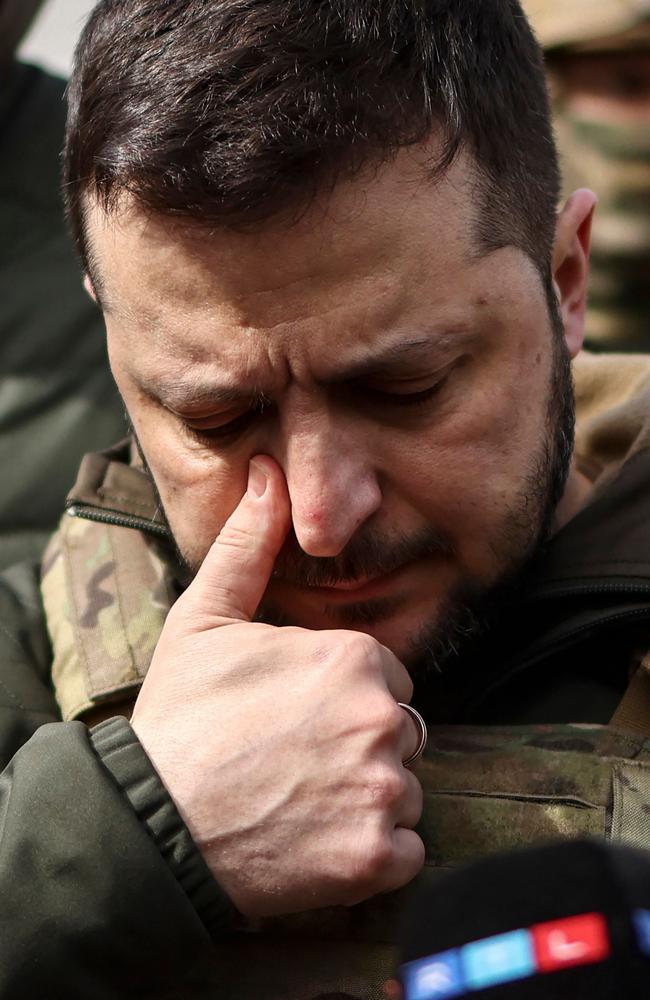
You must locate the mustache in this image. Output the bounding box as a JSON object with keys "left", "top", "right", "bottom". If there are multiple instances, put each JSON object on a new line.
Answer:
{"left": 271, "top": 526, "right": 454, "bottom": 589}
{"left": 133, "top": 432, "right": 456, "bottom": 589}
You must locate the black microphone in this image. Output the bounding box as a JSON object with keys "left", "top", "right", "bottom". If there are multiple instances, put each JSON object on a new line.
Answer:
{"left": 397, "top": 839, "right": 650, "bottom": 998}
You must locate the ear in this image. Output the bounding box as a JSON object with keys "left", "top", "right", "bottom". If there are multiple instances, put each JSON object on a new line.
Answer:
{"left": 551, "top": 189, "right": 597, "bottom": 359}
{"left": 83, "top": 273, "right": 98, "bottom": 303}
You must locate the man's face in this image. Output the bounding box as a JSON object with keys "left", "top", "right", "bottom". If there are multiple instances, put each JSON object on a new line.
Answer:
{"left": 88, "top": 149, "right": 577, "bottom": 669}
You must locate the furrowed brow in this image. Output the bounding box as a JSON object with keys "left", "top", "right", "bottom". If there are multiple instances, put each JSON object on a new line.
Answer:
{"left": 138, "top": 374, "right": 258, "bottom": 411}
{"left": 134, "top": 332, "right": 472, "bottom": 408}
{"left": 326, "top": 333, "right": 466, "bottom": 383}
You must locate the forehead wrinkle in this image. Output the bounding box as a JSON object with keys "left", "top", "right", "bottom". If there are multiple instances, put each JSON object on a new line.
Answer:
{"left": 134, "top": 326, "right": 472, "bottom": 412}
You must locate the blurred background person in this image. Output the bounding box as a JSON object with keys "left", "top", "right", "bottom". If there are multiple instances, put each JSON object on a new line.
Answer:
{"left": 0, "top": 0, "right": 124, "bottom": 570}
{"left": 525, "top": 0, "right": 650, "bottom": 353}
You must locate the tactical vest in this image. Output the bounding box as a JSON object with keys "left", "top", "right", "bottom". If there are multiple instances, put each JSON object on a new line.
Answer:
{"left": 41, "top": 489, "right": 650, "bottom": 1000}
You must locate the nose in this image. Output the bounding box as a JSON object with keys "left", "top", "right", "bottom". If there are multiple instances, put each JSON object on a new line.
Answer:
{"left": 282, "top": 415, "right": 382, "bottom": 557}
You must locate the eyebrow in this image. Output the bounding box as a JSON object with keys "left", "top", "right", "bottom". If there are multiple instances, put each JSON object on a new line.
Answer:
{"left": 140, "top": 376, "right": 259, "bottom": 411}
{"left": 325, "top": 335, "right": 464, "bottom": 383}
{"left": 136, "top": 332, "right": 470, "bottom": 411}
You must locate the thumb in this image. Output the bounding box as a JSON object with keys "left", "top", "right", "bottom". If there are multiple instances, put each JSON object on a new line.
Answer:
{"left": 181, "top": 456, "right": 291, "bottom": 627}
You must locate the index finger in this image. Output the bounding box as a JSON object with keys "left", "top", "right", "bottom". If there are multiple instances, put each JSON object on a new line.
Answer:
{"left": 181, "top": 456, "right": 291, "bottom": 627}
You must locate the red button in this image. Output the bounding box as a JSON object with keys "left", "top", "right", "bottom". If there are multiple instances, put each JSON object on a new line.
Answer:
{"left": 532, "top": 912, "right": 610, "bottom": 973}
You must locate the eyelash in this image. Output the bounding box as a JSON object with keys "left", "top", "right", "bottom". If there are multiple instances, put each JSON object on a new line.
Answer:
{"left": 181, "top": 400, "right": 266, "bottom": 443}
{"left": 181, "top": 374, "right": 450, "bottom": 444}
{"left": 361, "top": 376, "right": 449, "bottom": 407}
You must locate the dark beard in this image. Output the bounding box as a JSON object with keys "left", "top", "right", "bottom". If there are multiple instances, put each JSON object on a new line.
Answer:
{"left": 138, "top": 297, "right": 576, "bottom": 680}
{"left": 405, "top": 301, "right": 575, "bottom": 679}
{"left": 257, "top": 312, "right": 575, "bottom": 678}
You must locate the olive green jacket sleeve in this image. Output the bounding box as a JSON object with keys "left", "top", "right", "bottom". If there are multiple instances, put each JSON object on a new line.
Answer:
{"left": 0, "top": 563, "right": 233, "bottom": 998}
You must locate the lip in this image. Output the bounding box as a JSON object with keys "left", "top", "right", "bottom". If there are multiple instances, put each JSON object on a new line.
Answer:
{"left": 300, "top": 564, "right": 409, "bottom": 602}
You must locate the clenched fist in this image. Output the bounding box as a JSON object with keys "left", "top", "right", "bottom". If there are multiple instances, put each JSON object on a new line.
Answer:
{"left": 131, "top": 457, "right": 425, "bottom": 918}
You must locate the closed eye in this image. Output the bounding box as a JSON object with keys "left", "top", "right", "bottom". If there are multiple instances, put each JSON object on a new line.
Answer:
{"left": 360, "top": 379, "right": 448, "bottom": 406}
{"left": 358, "top": 362, "right": 458, "bottom": 407}
{"left": 177, "top": 362, "right": 457, "bottom": 445}
{"left": 179, "top": 395, "right": 270, "bottom": 443}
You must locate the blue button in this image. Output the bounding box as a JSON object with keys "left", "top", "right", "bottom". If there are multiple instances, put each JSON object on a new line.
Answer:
{"left": 634, "top": 909, "right": 650, "bottom": 957}
{"left": 462, "top": 929, "right": 535, "bottom": 990}
{"left": 401, "top": 949, "right": 465, "bottom": 999}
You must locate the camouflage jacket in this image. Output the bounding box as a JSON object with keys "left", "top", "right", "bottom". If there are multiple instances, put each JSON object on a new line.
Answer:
{"left": 2, "top": 352, "right": 650, "bottom": 998}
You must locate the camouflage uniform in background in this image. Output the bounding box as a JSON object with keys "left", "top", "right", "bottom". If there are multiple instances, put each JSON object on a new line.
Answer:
{"left": 525, "top": 0, "right": 650, "bottom": 352}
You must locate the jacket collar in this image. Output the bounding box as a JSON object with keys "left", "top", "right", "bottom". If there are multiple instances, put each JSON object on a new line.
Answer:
{"left": 66, "top": 438, "right": 167, "bottom": 535}
{"left": 525, "top": 446, "right": 650, "bottom": 598}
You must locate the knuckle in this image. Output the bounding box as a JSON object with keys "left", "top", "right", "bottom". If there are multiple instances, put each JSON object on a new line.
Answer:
{"left": 409, "top": 833, "right": 426, "bottom": 872}
{"left": 204, "top": 581, "right": 245, "bottom": 614}
{"left": 368, "top": 698, "right": 404, "bottom": 743}
{"left": 214, "top": 523, "right": 254, "bottom": 558}
{"left": 386, "top": 700, "right": 406, "bottom": 739}
{"left": 308, "top": 641, "right": 338, "bottom": 666}
{"left": 355, "top": 630, "right": 381, "bottom": 654}
{"left": 314, "top": 631, "right": 381, "bottom": 678}
{"left": 217, "top": 517, "right": 278, "bottom": 566}
{"left": 354, "top": 831, "right": 394, "bottom": 886}
{"left": 344, "top": 631, "right": 381, "bottom": 667}
{"left": 309, "top": 631, "right": 354, "bottom": 667}
{"left": 371, "top": 767, "right": 407, "bottom": 810}
{"left": 403, "top": 775, "right": 424, "bottom": 827}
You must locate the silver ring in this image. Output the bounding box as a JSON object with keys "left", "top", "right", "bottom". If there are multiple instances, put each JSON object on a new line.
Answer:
{"left": 398, "top": 703, "right": 428, "bottom": 768}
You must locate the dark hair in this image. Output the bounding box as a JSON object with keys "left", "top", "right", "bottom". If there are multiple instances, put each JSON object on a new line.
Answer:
{"left": 64, "top": 0, "right": 559, "bottom": 282}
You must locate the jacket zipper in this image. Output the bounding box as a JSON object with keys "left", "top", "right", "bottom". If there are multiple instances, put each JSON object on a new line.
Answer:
{"left": 65, "top": 503, "right": 650, "bottom": 682}
{"left": 66, "top": 503, "right": 169, "bottom": 538}
{"left": 524, "top": 581, "right": 650, "bottom": 603}
{"left": 66, "top": 506, "right": 650, "bottom": 604}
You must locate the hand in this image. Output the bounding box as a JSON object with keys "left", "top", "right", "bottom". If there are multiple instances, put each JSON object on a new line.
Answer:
{"left": 131, "top": 457, "right": 425, "bottom": 918}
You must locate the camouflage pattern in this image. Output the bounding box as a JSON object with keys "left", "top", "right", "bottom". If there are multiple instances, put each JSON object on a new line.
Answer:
{"left": 41, "top": 511, "right": 177, "bottom": 721}
{"left": 523, "top": 2, "right": 650, "bottom": 352}
{"left": 41, "top": 497, "right": 650, "bottom": 999}
{"left": 199, "top": 726, "right": 650, "bottom": 1000}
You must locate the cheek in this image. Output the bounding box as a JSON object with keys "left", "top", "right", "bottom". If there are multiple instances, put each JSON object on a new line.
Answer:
{"left": 120, "top": 387, "right": 248, "bottom": 564}
{"left": 162, "top": 470, "right": 245, "bottom": 568}
{"left": 157, "top": 454, "right": 245, "bottom": 565}
{"left": 386, "top": 348, "right": 551, "bottom": 554}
